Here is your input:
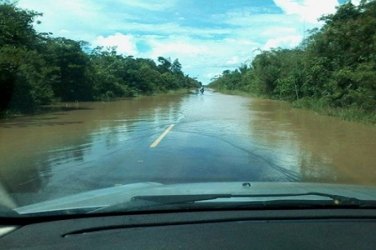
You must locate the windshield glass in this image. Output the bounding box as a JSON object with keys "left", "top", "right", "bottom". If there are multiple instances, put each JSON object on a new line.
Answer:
{"left": 1, "top": 0, "right": 376, "bottom": 217}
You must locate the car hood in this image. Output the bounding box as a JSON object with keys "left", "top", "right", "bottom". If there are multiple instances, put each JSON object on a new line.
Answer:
{"left": 15, "top": 182, "right": 376, "bottom": 215}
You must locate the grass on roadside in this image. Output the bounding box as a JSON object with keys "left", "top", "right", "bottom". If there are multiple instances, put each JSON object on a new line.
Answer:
{"left": 292, "top": 97, "right": 376, "bottom": 124}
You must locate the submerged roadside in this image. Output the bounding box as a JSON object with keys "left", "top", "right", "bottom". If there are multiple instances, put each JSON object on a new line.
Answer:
{"left": 212, "top": 89, "right": 376, "bottom": 125}
{"left": 292, "top": 97, "right": 376, "bottom": 125}
{"left": 0, "top": 88, "right": 194, "bottom": 120}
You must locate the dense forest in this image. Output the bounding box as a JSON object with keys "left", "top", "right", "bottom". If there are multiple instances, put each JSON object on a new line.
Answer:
{"left": 0, "top": 2, "right": 199, "bottom": 115}
{"left": 210, "top": 1, "right": 376, "bottom": 122}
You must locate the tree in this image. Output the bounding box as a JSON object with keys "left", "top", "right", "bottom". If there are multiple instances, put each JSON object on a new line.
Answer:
{"left": 45, "top": 38, "right": 93, "bottom": 101}
{"left": 209, "top": 0, "right": 376, "bottom": 115}
{"left": 157, "top": 56, "right": 172, "bottom": 73}
{"left": 171, "top": 59, "right": 182, "bottom": 74}
{"left": 0, "top": 2, "right": 199, "bottom": 114}
{"left": 0, "top": 2, "right": 41, "bottom": 48}
{"left": 0, "top": 2, "right": 52, "bottom": 112}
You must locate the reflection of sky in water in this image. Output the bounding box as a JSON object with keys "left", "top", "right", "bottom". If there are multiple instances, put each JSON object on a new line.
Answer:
{"left": 40, "top": 102, "right": 184, "bottom": 175}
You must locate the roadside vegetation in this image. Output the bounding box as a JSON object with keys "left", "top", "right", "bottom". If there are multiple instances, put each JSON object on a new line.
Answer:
{"left": 0, "top": 2, "right": 199, "bottom": 116}
{"left": 210, "top": 1, "right": 376, "bottom": 124}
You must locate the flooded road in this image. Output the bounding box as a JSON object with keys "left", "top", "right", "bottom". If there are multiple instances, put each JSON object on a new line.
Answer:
{"left": 1, "top": 90, "right": 376, "bottom": 205}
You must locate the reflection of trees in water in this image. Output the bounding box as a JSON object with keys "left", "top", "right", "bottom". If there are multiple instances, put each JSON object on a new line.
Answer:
{"left": 0, "top": 94, "right": 187, "bottom": 206}
{"left": 99, "top": 95, "right": 184, "bottom": 149}
{"left": 1, "top": 136, "right": 93, "bottom": 206}
{"left": 0, "top": 155, "right": 51, "bottom": 206}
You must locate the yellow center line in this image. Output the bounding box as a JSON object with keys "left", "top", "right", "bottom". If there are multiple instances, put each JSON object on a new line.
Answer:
{"left": 150, "top": 124, "right": 175, "bottom": 148}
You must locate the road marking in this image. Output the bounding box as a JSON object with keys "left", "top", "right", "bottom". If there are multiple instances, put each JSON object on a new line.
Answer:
{"left": 150, "top": 124, "right": 175, "bottom": 148}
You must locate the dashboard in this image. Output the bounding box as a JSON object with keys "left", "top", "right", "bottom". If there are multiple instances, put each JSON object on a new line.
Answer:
{"left": 1, "top": 208, "right": 376, "bottom": 249}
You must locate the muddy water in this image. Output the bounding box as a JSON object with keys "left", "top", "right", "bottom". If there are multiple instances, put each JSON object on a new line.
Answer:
{"left": 0, "top": 94, "right": 184, "bottom": 204}
{"left": 247, "top": 98, "right": 376, "bottom": 185}
{"left": 0, "top": 91, "right": 375, "bottom": 205}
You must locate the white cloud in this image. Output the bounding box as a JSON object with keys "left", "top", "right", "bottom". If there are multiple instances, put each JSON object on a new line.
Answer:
{"left": 112, "top": 0, "right": 177, "bottom": 11}
{"left": 263, "top": 35, "right": 303, "bottom": 50}
{"left": 261, "top": 27, "right": 298, "bottom": 37}
{"left": 93, "top": 33, "right": 138, "bottom": 55}
{"left": 18, "top": 0, "right": 109, "bottom": 41}
{"left": 273, "top": 0, "right": 339, "bottom": 23}
{"left": 147, "top": 37, "right": 205, "bottom": 58}
{"left": 16, "top": 0, "right": 346, "bottom": 84}
{"left": 350, "top": 0, "right": 362, "bottom": 5}
{"left": 137, "top": 35, "right": 259, "bottom": 83}
{"left": 226, "top": 56, "right": 241, "bottom": 66}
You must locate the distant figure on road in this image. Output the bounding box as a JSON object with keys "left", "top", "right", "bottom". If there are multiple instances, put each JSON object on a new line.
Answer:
{"left": 200, "top": 86, "right": 205, "bottom": 94}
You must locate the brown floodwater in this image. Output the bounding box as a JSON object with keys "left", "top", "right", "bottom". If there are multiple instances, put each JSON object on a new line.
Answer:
{"left": 246, "top": 98, "right": 376, "bottom": 185}
{"left": 0, "top": 90, "right": 375, "bottom": 206}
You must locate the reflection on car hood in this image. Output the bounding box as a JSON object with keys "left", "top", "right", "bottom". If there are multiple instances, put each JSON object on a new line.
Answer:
{"left": 15, "top": 182, "right": 376, "bottom": 214}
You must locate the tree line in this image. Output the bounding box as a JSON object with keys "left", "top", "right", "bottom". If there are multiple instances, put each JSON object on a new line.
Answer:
{"left": 210, "top": 1, "right": 376, "bottom": 120}
{"left": 0, "top": 2, "right": 199, "bottom": 114}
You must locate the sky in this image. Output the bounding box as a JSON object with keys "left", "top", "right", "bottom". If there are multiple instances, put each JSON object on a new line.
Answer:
{"left": 17, "top": 0, "right": 356, "bottom": 84}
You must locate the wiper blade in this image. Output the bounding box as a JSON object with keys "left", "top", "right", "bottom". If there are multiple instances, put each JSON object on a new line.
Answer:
{"left": 132, "top": 194, "right": 232, "bottom": 203}
{"left": 132, "top": 192, "right": 362, "bottom": 205}
{"left": 0, "top": 204, "right": 19, "bottom": 217}
{"left": 92, "top": 192, "right": 375, "bottom": 214}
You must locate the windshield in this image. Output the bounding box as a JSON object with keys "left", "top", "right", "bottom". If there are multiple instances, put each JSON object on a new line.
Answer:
{"left": 0, "top": 0, "right": 376, "bottom": 217}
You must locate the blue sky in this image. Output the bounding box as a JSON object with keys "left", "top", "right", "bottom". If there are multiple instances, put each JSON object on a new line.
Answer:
{"left": 18, "top": 0, "right": 355, "bottom": 83}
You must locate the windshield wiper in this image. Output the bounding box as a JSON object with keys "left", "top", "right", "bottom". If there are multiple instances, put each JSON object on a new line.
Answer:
{"left": 131, "top": 192, "right": 360, "bottom": 204}
{"left": 0, "top": 204, "right": 19, "bottom": 217}
{"left": 92, "top": 192, "right": 376, "bottom": 214}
